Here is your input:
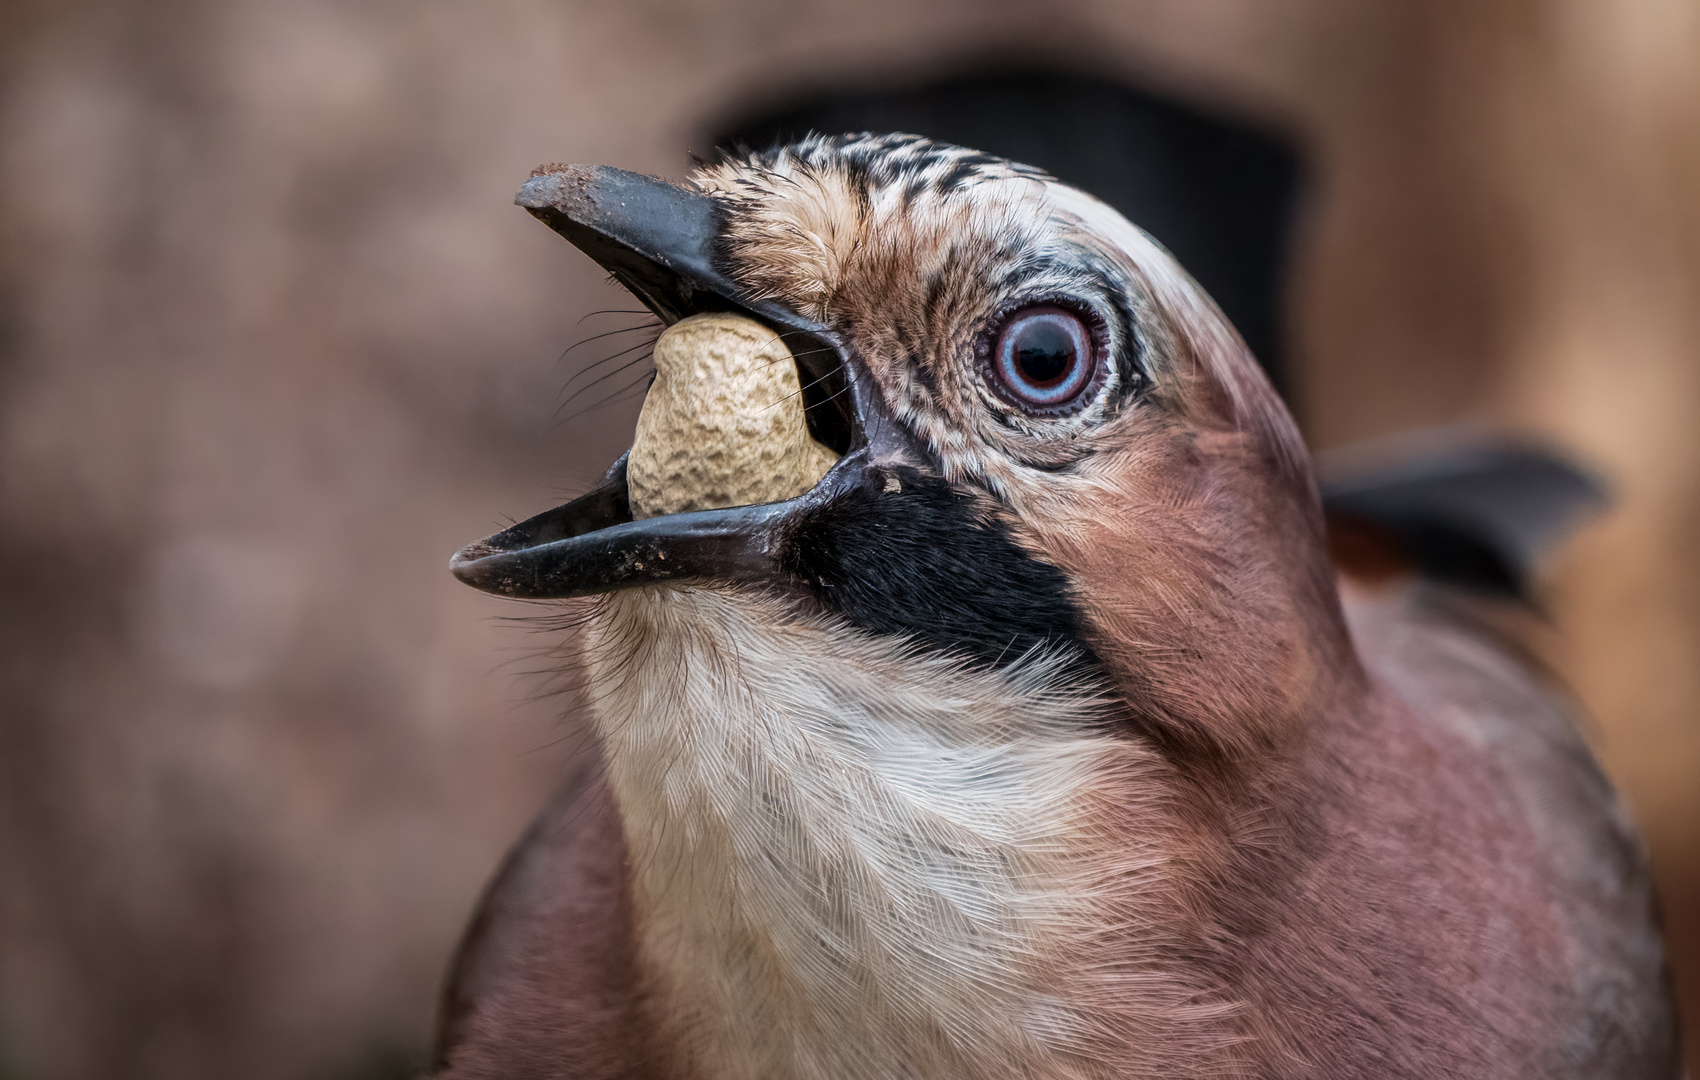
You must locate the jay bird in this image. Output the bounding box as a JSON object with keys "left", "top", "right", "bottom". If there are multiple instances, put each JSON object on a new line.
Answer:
{"left": 439, "top": 134, "right": 1679, "bottom": 1079}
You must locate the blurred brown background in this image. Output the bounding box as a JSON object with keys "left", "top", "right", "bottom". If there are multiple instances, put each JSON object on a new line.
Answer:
{"left": 1, "top": 0, "right": 1695, "bottom": 1076}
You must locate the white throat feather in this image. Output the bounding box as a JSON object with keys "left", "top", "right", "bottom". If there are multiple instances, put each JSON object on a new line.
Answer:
{"left": 582, "top": 586, "right": 1228, "bottom": 1080}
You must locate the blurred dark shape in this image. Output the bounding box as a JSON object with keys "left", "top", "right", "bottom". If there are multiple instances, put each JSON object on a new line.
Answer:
{"left": 710, "top": 67, "right": 1302, "bottom": 398}
{"left": 1318, "top": 432, "right": 1611, "bottom": 598}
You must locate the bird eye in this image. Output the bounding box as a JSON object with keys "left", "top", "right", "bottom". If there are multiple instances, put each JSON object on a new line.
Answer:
{"left": 986, "top": 305, "right": 1100, "bottom": 415}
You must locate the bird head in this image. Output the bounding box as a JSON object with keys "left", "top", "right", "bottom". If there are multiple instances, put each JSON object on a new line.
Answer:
{"left": 452, "top": 132, "right": 1357, "bottom": 763}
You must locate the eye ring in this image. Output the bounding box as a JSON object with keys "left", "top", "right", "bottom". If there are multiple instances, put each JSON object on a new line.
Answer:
{"left": 980, "top": 303, "right": 1106, "bottom": 417}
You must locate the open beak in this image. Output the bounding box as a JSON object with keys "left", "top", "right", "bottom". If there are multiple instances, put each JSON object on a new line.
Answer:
{"left": 449, "top": 165, "right": 896, "bottom": 600}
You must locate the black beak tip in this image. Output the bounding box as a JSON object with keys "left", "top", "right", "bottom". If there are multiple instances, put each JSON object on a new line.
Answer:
{"left": 515, "top": 166, "right": 588, "bottom": 212}
{"left": 447, "top": 545, "right": 512, "bottom": 595}
{"left": 447, "top": 543, "right": 488, "bottom": 580}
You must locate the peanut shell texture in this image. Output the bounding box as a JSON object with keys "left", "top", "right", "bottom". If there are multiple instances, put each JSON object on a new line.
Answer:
{"left": 627, "top": 313, "right": 840, "bottom": 520}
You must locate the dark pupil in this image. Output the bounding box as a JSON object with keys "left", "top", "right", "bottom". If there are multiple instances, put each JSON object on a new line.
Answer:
{"left": 1014, "top": 321, "right": 1075, "bottom": 385}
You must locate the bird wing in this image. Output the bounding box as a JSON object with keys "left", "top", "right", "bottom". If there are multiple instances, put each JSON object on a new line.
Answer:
{"left": 1319, "top": 430, "right": 1608, "bottom": 599}
{"left": 431, "top": 752, "right": 647, "bottom": 1079}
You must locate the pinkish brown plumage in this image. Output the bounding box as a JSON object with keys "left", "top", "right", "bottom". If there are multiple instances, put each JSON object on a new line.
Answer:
{"left": 439, "top": 135, "right": 1678, "bottom": 1078}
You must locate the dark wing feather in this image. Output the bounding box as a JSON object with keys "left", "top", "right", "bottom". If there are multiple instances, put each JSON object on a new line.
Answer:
{"left": 1321, "top": 432, "right": 1608, "bottom": 597}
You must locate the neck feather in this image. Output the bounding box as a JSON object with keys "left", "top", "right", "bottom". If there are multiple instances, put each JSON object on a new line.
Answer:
{"left": 583, "top": 587, "right": 1235, "bottom": 1080}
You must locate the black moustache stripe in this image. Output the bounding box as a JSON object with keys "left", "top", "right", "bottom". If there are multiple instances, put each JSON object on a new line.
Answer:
{"left": 782, "top": 467, "right": 1100, "bottom": 674}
